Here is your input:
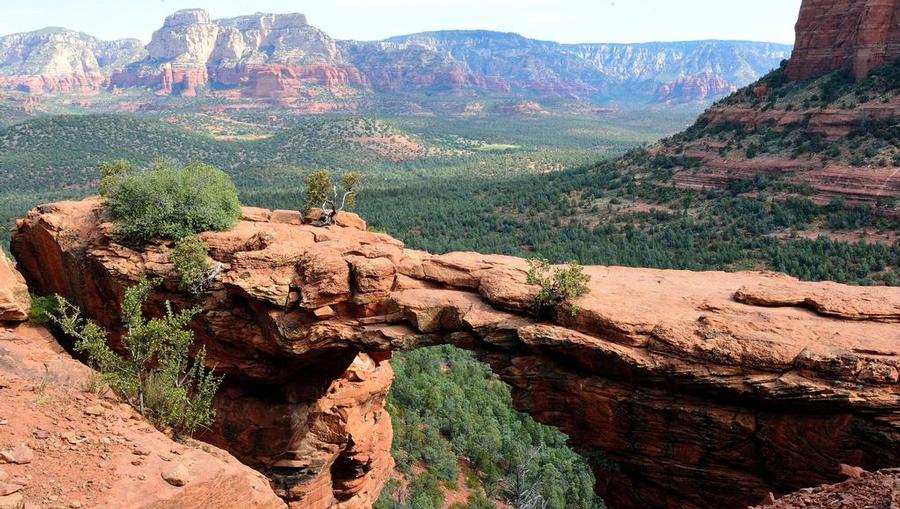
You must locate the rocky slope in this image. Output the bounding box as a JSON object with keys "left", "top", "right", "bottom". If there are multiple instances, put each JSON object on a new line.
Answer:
{"left": 0, "top": 28, "right": 145, "bottom": 94}
{"left": 110, "top": 10, "right": 366, "bottom": 99}
{"left": 626, "top": 0, "right": 900, "bottom": 216}
{"left": 0, "top": 252, "right": 286, "bottom": 509}
{"left": 10, "top": 197, "right": 900, "bottom": 509}
{"left": 0, "top": 9, "right": 789, "bottom": 106}
{"left": 749, "top": 468, "right": 900, "bottom": 508}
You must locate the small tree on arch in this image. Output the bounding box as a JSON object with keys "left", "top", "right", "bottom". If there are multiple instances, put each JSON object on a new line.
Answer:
{"left": 304, "top": 170, "right": 362, "bottom": 225}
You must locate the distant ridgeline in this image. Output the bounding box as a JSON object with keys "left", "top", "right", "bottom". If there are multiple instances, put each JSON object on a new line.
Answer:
{"left": 0, "top": 8, "right": 790, "bottom": 107}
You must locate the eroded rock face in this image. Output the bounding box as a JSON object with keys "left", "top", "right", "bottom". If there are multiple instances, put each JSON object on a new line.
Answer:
{"left": 0, "top": 28, "right": 145, "bottom": 94}
{"left": 10, "top": 197, "right": 900, "bottom": 509}
{"left": 786, "top": 0, "right": 900, "bottom": 81}
{"left": 111, "top": 9, "right": 367, "bottom": 99}
{"left": 340, "top": 35, "right": 789, "bottom": 104}
{"left": 656, "top": 72, "right": 738, "bottom": 103}
{"left": 0, "top": 256, "right": 285, "bottom": 509}
{"left": 0, "top": 249, "right": 29, "bottom": 322}
{"left": 748, "top": 468, "right": 900, "bottom": 508}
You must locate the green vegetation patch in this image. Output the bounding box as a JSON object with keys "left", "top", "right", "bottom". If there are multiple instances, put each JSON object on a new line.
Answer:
{"left": 377, "top": 345, "right": 601, "bottom": 509}
{"left": 101, "top": 161, "right": 241, "bottom": 244}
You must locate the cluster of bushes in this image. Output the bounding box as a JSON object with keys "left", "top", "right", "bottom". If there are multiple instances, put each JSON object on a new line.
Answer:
{"left": 39, "top": 280, "right": 222, "bottom": 437}
{"left": 100, "top": 160, "right": 241, "bottom": 245}
{"left": 27, "top": 161, "right": 248, "bottom": 437}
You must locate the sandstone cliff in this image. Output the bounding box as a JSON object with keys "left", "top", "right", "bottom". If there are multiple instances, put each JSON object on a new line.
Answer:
{"left": 110, "top": 9, "right": 367, "bottom": 99}
{"left": 0, "top": 11, "right": 789, "bottom": 105}
{"left": 0, "top": 245, "right": 286, "bottom": 508}
{"left": 10, "top": 198, "right": 900, "bottom": 509}
{"left": 341, "top": 34, "right": 790, "bottom": 104}
{"left": 786, "top": 0, "right": 900, "bottom": 80}
{"left": 629, "top": 0, "right": 900, "bottom": 217}
{"left": 0, "top": 28, "right": 145, "bottom": 94}
{"left": 0, "top": 249, "right": 29, "bottom": 321}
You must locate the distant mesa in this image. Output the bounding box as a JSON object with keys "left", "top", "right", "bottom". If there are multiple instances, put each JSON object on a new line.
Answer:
{"left": 0, "top": 7, "right": 790, "bottom": 106}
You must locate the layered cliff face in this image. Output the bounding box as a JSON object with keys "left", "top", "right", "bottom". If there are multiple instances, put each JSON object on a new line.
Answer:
{"left": 341, "top": 33, "right": 790, "bottom": 104}
{"left": 630, "top": 0, "right": 900, "bottom": 216}
{"left": 786, "top": 0, "right": 900, "bottom": 81}
{"left": 656, "top": 72, "right": 738, "bottom": 103}
{"left": 0, "top": 10, "right": 789, "bottom": 105}
{"left": 0, "top": 245, "right": 286, "bottom": 508}
{"left": 10, "top": 198, "right": 900, "bottom": 509}
{"left": 110, "top": 9, "right": 366, "bottom": 98}
{"left": 0, "top": 28, "right": 145, "bottom": 94}
{"left": 0, "top": 249, "right": 29, "bottom": 321}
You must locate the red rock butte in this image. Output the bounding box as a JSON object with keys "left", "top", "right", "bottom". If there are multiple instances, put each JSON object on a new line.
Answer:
{"left": 7, "top": 197, "right": 900, "bottom": 509}
{"left": 786, "top": 0, "right": 900, "bottom": 80}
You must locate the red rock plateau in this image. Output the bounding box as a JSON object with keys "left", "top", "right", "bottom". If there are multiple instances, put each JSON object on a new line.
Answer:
{"left": 786, "top": 0, "right": 900, "bottom": 81}
{"left": 106, "top": 10, "right": 368, "bottom": 102}
{"left": 9, "top": 197, "right": 900, "bottom": 509}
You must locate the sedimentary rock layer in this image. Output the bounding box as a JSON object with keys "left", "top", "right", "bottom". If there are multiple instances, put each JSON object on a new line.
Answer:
{"left": 0, "top": 264, "right": 286, "bottom": 508}
{"left": 0, "top": 249, "right": 29, "bottom": 321}
{"left": 10, "top": 197, "right": 900, "bottom": 509}
{"left": 786, "top": 0, "right": 900, "bottom": 81}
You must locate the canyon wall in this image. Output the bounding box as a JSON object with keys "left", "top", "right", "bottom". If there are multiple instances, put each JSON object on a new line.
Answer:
{"left": 0, "top": 248, "right": 287, "bottom": 509}
{"left": 10, "top": 198, "right": 900, "bottom": 509}
{"left": 109, "top": 9, "right": 367, "bottom": 99}
{"left": 0, "top": 28, "right": 145, "bottom": 94}
{"left": 0, "top": 9, "right": 789, "bottom": 105}
{"left": 641, "top": 0, "right": 900, "bottom": 216}
{"left": 786, "top": 0, "right": 900, "bottom": 80}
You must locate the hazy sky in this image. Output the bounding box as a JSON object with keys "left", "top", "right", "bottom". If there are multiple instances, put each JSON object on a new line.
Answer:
{"left": 0, "top": 0, "right": 802, "bottom": 45}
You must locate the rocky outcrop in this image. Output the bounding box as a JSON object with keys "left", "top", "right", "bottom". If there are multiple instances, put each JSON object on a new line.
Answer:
{"left": 10, "top": 197, "right": 900, "bottom": 509}
{"left": 749, "top": 468, "right": 900, "bottom": 508}
{"left": 110, "top": 10, "right": 367, "bottom": 99}
{"left": 0, "top": 249, "right": 29, "bottom": 321}
{"left": 656, "top": 72, "right": 738, "bottom": 103}
{"left": 0, "top": 244, "right": 285, "bottom": 508}
{"left": 0, "top": 28, "right": 145, "bottom": 94}
{"left": 786, "top": 0, "right": 900, "bottom": 81}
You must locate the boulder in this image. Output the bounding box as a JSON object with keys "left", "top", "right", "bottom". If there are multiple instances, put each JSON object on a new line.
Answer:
{"left": 0, "top": 250, "right": 29, "bottom": 322}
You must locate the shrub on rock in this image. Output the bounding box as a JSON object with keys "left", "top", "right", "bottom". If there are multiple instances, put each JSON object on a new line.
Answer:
{"left": 51, "top": 278, "right": 223, "bottom": 437}
{"left": 100, "top": 161, "right": 241, "bottom": 244}
{"left": 526, "top": 259, "right": 591, "bottom": 316}
{"left": 170, "top": 236, "right": 219, "bottom": 295}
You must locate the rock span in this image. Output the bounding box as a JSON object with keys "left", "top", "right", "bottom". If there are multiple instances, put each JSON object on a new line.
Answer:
{"left": 787, "top": 0, "right": 900, "bottom": 81}
{"left": 9, "top": 197, "right": 900, "bottom": 509}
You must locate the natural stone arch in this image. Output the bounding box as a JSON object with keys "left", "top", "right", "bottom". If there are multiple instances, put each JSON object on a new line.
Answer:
{"left": 11, "top": 198, "right": 900, "bottom": 509}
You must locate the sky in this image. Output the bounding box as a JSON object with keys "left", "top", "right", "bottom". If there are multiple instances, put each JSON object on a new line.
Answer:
{"left": 0, "top": 0, "right": 802, "bottom": 45}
